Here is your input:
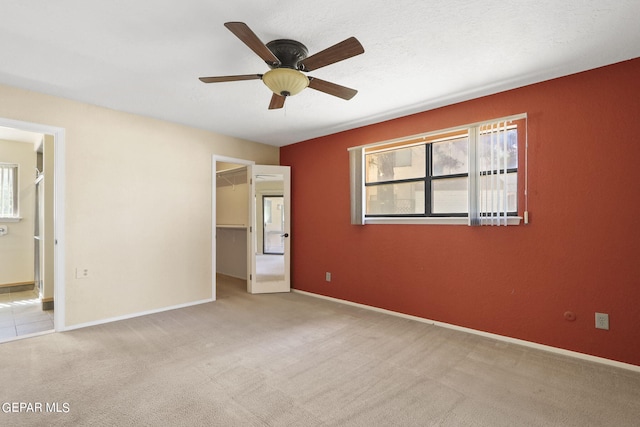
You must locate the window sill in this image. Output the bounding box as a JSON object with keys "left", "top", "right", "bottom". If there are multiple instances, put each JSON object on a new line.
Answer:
{"left": 0, "top": 217, "right": 22, "bottom": 223}
{"left": 364, "top": 216, "right": 523, "bottom": 226}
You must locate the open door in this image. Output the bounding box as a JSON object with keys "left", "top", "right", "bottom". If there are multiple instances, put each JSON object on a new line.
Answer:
{"left": 248, "top": 165, "right": 290, "bottom": 293}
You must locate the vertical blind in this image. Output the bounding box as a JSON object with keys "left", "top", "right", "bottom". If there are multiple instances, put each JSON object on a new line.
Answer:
{"left": 0, "top": 164, "right": 18, "bottom": 217}
{"left": 469, "top": 116, "right": 525, "bottom": 226}
{"left": 482, "top": 121, "right": 510, "bottom": 226}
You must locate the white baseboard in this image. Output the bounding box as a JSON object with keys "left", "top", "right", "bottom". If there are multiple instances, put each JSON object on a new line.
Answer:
{"left": 0, "top": 329, "right": 55, "bottom": 344}
{"left": 216, "top": 272, "right": 247, "bottom": 281}
{"left": 61, "top": 298, "right": 214, "bottom": 332}
{"left": 292, "top": 289, "right": 640, "bottom": 373}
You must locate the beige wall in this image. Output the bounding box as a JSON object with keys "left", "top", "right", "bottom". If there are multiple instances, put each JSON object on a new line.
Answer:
{"left": 0, "top": 139, "right": 36, "bottom": 285}
{"left": 215, "top": 227, "right": 247, "bottom": 279}
{"left": 216, "top": 174, "right": 249, "bottom": 226}
{"left": 216, "top": 165, "right": 249, "bottom": 279}
{"left": 41, "top": 134, "right": 55, "bottom": 301}
{"left": 0, "top": 83, "right": 279, "bottom": 327}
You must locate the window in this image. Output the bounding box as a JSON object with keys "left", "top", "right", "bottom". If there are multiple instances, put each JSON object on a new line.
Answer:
{"left": 349, "top": 114, "right": 527, "bottom": 226}
{"left": 365, "top": 133, "right": 471, "bottom": 216}
{"left": 0, "top": 163, "right": 19, "bottom": 218}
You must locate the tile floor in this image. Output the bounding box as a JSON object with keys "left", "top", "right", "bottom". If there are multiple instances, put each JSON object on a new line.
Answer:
{"left": 0, "top": 289, "right": 54, "bottom": 341}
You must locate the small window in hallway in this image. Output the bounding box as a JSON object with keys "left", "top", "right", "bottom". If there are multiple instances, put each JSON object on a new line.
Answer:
{"left": 0, "top": 163, "right": 19, "bottom": 218}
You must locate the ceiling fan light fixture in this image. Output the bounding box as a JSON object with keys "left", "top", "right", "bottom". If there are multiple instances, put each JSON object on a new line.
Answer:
{"left": 262, "top": 68, "right": 309, "bottom": 97}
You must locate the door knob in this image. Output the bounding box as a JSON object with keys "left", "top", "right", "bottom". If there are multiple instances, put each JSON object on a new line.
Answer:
{"left": 281, "top": 233, "right": 289, "bottom": 238}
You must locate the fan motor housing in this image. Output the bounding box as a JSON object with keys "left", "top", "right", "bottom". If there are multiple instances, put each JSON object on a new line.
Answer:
{"left": 266, "top": 39, "right": 308, "bottom": 70}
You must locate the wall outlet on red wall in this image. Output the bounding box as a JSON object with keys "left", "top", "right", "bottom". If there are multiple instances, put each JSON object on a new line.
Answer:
{"left": 595, "top": 313, "right": 609, "bottom": 330}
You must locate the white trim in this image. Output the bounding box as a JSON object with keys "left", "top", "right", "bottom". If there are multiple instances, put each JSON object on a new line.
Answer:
{"left": 292, "top": 289, "right": 640, "bottom": 373}
{"left": 63, "top": 298, "right": 214, "bottom": 331}
{"left": 0, "top": 217, "right": 22, "bottom": 222}
{"left": 0, "top": 117, "right": 66, "bottom": 332}
{"left": 365, "top": 216, "right": 522, "bottom": 226}
{"left": 53, "top": 128, "right": 66, "bottom": 331}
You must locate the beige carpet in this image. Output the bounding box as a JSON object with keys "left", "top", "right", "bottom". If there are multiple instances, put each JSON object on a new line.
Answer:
{"left": 1, "top": 275, "right": 639, "bottom": 426}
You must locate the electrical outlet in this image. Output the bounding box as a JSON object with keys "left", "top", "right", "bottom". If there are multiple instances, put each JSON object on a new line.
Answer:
{"left": 75, "top": 268, "right": 89, "bottom": 279}
{"left": 595, "top": 312, "right": 609, "bottom": 330}
{"left": 325, "top": 272, "right": 332, "bottom": 282}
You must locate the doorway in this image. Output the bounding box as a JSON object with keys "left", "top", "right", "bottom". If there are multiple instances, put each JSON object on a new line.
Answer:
{"left": 212, "top": 157, "right": 291, "bottom": 296}
{"left": 213, "top": 156, "right": 253, "bottom": 300}
{"left": 0, "top": 117, "right": 65, "bottom": 340}
{"left": 0, "top": 127, "right": 54, "bottom": 340}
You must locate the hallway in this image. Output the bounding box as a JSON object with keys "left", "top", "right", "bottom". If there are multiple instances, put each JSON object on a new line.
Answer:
{"left": 0, "top": 288, "right": 54, "bottom": 341}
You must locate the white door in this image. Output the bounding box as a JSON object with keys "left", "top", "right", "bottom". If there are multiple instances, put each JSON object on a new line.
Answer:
{"left": 248, "top": 165, "right": 291, "bottom": 293}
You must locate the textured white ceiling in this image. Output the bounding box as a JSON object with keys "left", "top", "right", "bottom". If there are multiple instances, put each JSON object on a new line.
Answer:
{"left": 1, "top": 1, "right": 639, "bottom": 147}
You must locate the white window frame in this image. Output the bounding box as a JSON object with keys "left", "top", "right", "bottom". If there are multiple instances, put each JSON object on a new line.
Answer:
{"left": 349, "top": 114, "right": 527, "bottom": 226}
{"left": 0, "top": 163, "right": 20, "bottom": 221}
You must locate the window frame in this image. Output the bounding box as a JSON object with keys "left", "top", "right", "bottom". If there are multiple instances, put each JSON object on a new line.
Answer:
{"left": 0, "top": 163, "right": 20, "bottom": 220}
{"left": 365, "top": 141, "right": 470, "bottom": 218}
{"left": 350, "top": 114, "right": 526, "bottom": 226}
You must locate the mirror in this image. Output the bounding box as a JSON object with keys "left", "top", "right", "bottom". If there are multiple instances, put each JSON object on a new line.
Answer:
{"left": 255, "top": 174, "right": 285, "bottom": 284}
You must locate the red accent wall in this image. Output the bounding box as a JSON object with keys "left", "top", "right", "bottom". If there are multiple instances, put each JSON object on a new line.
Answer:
{"left": 280, "top": 58, "right": 640, "bottom": 366}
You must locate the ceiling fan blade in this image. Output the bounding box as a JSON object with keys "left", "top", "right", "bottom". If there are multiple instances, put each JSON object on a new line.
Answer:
{"left": 224, "top": 22, "right": 281, "bottom": 66}
{"left": 199, "top": 74, "right": 262, "bottom": 83}
{"left": 299, "top": 37, "right": 364, "bottom": 71}
{"left": 269, "top": 93, "right": 286, "bottom": 109}
{"left": 308, "top": 78, "right": 358, "bottom": 100}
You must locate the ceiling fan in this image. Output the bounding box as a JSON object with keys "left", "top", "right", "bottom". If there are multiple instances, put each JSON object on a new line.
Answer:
{"left": 199, "top": 22, "right": 364, "bottom": 110}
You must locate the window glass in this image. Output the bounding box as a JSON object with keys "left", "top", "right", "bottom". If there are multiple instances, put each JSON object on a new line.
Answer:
{"left": 432, "top": 137, "right": 468, "bottom": 176}
{"left": 0, "top": 164, "right": 18, "bottom": 217}
{"left": 432, "top": 177, "right": 469, "bottom": 214}
{"left": 366, "top": 181, "right": 425, "bottom": 215}
{"left": 366, "top": 145, "right": 425, "bottom": 183}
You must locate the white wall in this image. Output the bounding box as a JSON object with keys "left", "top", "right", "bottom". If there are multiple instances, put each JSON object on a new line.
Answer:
{"left": 0, "top": 139, "right": 36, "bottom": 285}
{"left": 0, "top": 83, "right": 279, "bottom": 327}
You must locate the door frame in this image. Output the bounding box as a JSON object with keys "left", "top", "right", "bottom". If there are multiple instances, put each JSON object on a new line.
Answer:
{"left": 0, "top": 117, "right": 66, "bottom": 331}
{"left": 211, "top": 155, "right": 254, "bottom": 299}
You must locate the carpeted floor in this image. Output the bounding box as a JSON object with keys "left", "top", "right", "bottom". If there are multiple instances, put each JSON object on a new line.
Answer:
{"left": 1, "top": 275, "right": 639, "bottom": 426}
